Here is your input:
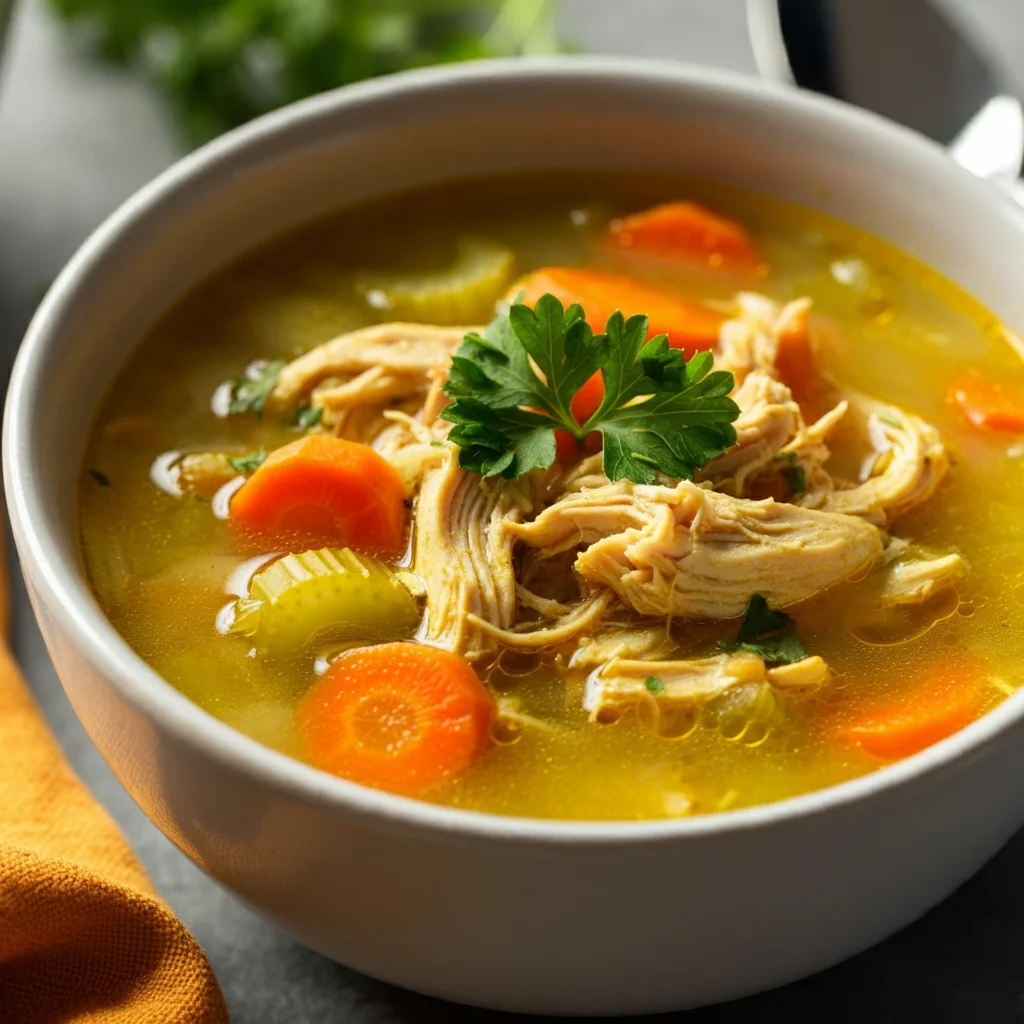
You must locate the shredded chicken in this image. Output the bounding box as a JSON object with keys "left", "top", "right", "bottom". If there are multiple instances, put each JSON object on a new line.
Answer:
{"left": 766, "top": 656, "right": 831, "bottom": 688}
{"left": 568, "top": 625, "right": 675, "bottom": 669}
{"left": 585, "top": 652, "right": 829, "bottom": 726}
{"left": 774, "top": 399, "right": 850, "bottom": 504}
{"left": 879, "top": 549, "right": 967, "bottom": 606}
{"left": 269, "top": 322, "right": 471, "bottom": 435}
{"left": 815, "top": 392, "right": 949, "bottom": 525}
{"left": 697, "top": 371, "right": 802, "bottom": 495}
{"left": 509, "top": 479, "right": 884, "bottom": 620}
{"left": 469, "top": 591, "right": 615, "bottom": 650}
{"left": 412, "top": 450, "right": 533, "bottom": 659}
{"left": 584, "top": 650, "right": 829, "bottom": 724}
{"left": 178, "top": 452, "right": 237, "bottom": 497}
{"left": 715, "top": 293, "right": 789, "bottom": 381}
{"left": 585, "top": 651, "right": 766, "bottom": 722}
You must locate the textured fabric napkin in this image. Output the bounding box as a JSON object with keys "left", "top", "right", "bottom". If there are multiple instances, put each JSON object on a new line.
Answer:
{"left": 0, "top": 536, "right": 229, "bottom": 1023}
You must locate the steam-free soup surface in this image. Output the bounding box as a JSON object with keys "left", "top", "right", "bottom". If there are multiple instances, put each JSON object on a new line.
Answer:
{"left": 79, "top": 172, "right": 1024, "bottom": 820}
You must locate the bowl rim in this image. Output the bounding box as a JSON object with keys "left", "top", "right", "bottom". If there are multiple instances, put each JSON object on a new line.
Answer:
{"left": 7, "top": 54, "right": 1024, "bottom": 846}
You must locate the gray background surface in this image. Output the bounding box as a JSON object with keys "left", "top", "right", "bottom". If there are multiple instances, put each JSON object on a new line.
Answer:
{"left": 2, "top": 1, "right": 1024, "bottom": 1020}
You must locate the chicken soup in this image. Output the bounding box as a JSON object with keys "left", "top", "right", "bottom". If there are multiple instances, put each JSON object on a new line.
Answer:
{"left": 79, "top": 172, "right": 1024, "bottom": 820}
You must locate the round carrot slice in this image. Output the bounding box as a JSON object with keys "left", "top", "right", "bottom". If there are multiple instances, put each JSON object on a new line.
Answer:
{"left": 230, "top": 435, "right": 407, "bottom": 558}
{"left": 299, "top": 642, "right": 495, "bottom": 796}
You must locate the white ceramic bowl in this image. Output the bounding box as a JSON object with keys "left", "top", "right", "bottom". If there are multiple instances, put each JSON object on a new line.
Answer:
{"left": 7, "top": 58, "right": 1024, "bottom": 1015}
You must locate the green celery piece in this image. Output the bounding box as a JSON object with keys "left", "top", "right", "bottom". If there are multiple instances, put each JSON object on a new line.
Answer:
{"left": 356, "top": 237, "right": 516, "bottom": 325}
{"left": 231, "top": 548, "right": 424, "bottom": 658}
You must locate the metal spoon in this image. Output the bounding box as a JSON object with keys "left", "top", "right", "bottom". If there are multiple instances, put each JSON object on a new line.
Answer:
{"left": 747, "top": 0, "right": 1024, "bottom": 200}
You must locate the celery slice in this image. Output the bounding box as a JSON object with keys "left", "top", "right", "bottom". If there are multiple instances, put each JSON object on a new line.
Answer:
{"left": 356, "top": 236, "right": 515, "bottom": 324}
{"left": 231, "top": 548, "right": 423, "bottom": 657}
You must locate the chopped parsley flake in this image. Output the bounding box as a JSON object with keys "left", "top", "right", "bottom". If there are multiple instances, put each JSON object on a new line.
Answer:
{"left": 644, "top": 675, "right": 665, "bottom": 695}
{"left": 227, "top": 449, "right": 267, "bottom": 474}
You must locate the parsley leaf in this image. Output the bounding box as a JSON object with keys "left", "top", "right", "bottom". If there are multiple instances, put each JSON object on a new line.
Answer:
{"left": 730, "top": 634, "right": 809, "bottom": 665}
{"left": 88, "top": 469, "right": 110, "bottom": 487}
{"left": 229, "top": 360, "right": 285, "bottom": 418}
{"left": 228, "top": 449, "right": 267, "bottom": 474}
{"left": 719, "top": 594, "right": 808, "bottom": 665}
{"left": 783, "top": 465, "right": 806, "bottom": 494}
{"left": 441, "top": 294, "right": 740, "bottom": 483}
{"left": 735, "top": 595, "right": 788, "bottom": 642}
{"left": 293, "top": 406, "right": 323, "bottom": 431}
{"left": 644, "top": 675, "right": 665, "bottom": 695}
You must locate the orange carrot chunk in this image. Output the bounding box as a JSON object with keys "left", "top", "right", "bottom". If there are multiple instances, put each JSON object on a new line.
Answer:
{"left": 299, "top": 642, "right": 495, "bottom": 796}
{"left": 605, "top": 201, "right": 761, "bottom": 268}
{"left": 517, "top": 267, "right": 724, "bottom": 356}
{"left": 835, "top": 671, "right": 982, "bottom": 762}
{"left": 950, "top": 377, "right": 1024, "bottom": 434}
{"left": 230, "top": 435, "right": 407, "bottom": 559}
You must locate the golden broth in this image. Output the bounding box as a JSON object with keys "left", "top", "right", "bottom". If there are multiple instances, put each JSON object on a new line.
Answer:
{"left": 79, "top": 172, "right": 1024, "bottom": 820}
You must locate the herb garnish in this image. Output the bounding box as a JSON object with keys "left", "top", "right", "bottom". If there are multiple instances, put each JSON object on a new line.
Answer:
{"left": 88, "top": 469, "right": 110, "bottom": 487}
{"left": 719, "top": 594, "right": 808, "bottom": 665}
{"left": 228, "top": 449, "right": 267, "bottom": 474}
{"left": 644, "top": 675, "right": 665, "bottom": 695}
{"left": 773, "top": 452, "right": 806, "bottom": 494}
{"left": 293, "top": 406, "right": 323, "bottom": 431}
{"left": 229, "top": 360, "right": 285, "bottom": 418}
{"left": 441, "top": 294, "right": 740, "bottom": 484}
{"left": 783, "top": 465, "right": 806, "bottom": 494}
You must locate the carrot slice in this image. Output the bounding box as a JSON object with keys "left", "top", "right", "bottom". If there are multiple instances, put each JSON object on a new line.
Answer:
{"left": 517, "top": 267, "right": 724, "bottom": 356}
{"left": 834, "top": 668, "right": 983, "bottom": 762}
{"left": 605, "top": 201, "right": 761, "bottom": 268}
{"left": 230, "top": 435, "right": 407, "bottom": 558}
{"left": 299, "top": 642, "right": 495, "bottom": 795}
{"left": 950, "top": 377, "right": 1024, "bottom": 434}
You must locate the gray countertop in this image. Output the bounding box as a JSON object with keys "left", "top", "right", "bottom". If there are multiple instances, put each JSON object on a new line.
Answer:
{"left": 3, "top": 1, "right": 1024, "bottom": 1020}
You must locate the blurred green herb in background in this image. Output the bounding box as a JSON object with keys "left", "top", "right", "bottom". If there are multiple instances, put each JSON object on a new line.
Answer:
{"left": 48, "top": 0, "right": 563, "bottom": 144}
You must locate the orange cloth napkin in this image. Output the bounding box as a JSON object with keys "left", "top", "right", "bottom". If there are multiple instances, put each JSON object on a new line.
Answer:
{"left": 0, "top": 535, "right": 230, "bottom": 1023}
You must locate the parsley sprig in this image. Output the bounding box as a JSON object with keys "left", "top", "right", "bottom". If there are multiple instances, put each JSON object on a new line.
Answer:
{"left": 228, "top": 359, "right": 285, "bottom": 418}
{"left": 719, "top": 595, "right": 808, "bottom": 666}
{"left": 440, "top": 293, "right": 740, "bottom": 484}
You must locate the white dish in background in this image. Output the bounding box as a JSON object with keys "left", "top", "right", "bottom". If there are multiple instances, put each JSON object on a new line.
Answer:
{"left": 6, "top": 58, "right": 1024, "bottom": 1015}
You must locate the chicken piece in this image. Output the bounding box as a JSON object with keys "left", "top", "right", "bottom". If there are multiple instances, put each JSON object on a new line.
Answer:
{"left": 697, "top": 372, "right": 802, "bottom": 495}
{"left": 879, "top": 549, "right": 967, "bottom": 606}
{"left": 714, "top": 294, "right": 813, "bottom": 380}
{"left": 772, "top": 399, "right": 849, "bottom": 505}
{"left": 585, "top": 651, "right": 829, "bottom": 726}
{"left": 568, "top": 625, "right": 674, "bottom": 669}
{"left": 412, "top": 450, "right": 533, "bottom": 659}
{"left": 269, "top": 322, "right": 471, "bottom": 436}
{"left": 817, "top": 393, "right": 949, "bottom": 525}
{"left": 470, "top": 591, "right": 615, "bottom": 650}
{"left": 177, "top": 452, "right": 237, "bottom": 497}
{"left": 584, "top": 651, "right": 765, "bottom": 723}
{"left": 272, "top": 322, "right": 469, "bottom": 405}
{"left": 765, "top": 656, "right": 831, "bottom": 688}
{"left": 509, "top": 479, "right": 884, "bottom": 620}
{"left": 714, "top": 293, "right": 783, "bottom": 382}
